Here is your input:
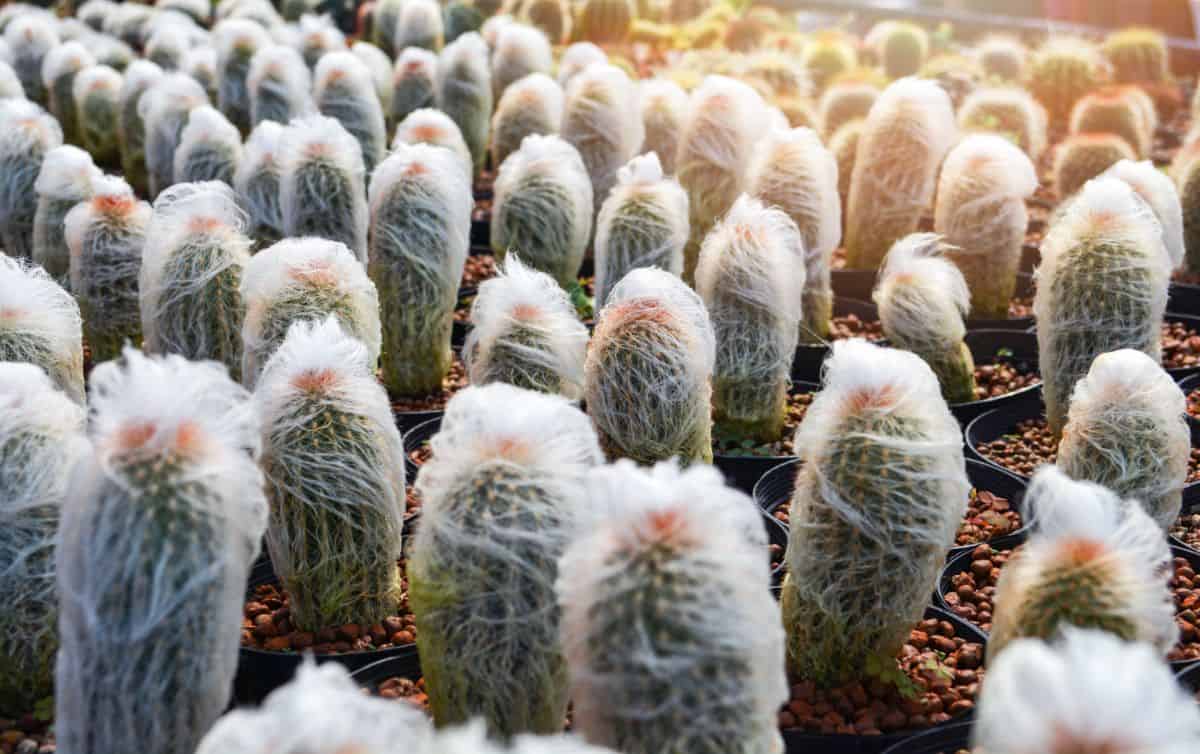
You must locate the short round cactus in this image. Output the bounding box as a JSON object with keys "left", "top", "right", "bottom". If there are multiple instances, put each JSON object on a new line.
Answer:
{"left": 395, "top": 0, "right": 445, "bottom": 52}
{"left": 1103, "top": 27, "right": 1169, "bottom": 84}
{"left": 214, "top": 18, "right": 271, "bottom": 134}
{"left": 390, "top": 47, "right": 438, "bottom": 126}
{"left": 1173, "top": 141, "right": 1200, "bottom": 274}
{"left": 637, "top": 79, "right": 686, "bottom": 175}
{"left": 40, "top": 41, "right": 95, "bottom": 147}
{"left": 491, "top": 23, "right": 552, "bottom": 101}
{"left": 865, "top": 20, "right": 928, "bottom": 79}
{"left": 351, "top": 41, "right": 394, "bottom": 118}
{"left": 392, "top": 107, "right": 474, "bottom": 181}
{"left": 957, "top": 85, "right": 1048, "bottom": 161}
{"left": 139, "top": 72, "right": 210, "bottom": 198}
{"left": 437, "top": 32, "right": 492, "bottom": 179}
{"left": 235, "top": 120, "right": 287, "bottom": 248}
{"left": 246, "top": 44, "right": 312, "bottom": 127}
{"left": 117, "top": 60, "right": 164, "bottom": 197}
{"left": 574, "top": 0, "right": 634, "bottom": 44}
{"left": 491, "top": 73, "right": 563, "bottom": 171}
{"left": 1070, "top": 86, "right": 1154, "bottom": 159}
{"left": 561, "top": 63, "right": 644, "bottom": 218}
{"left": 1053, "top": 133, "right": 1137, "bottom": 201}
{"left": 5, "top": 14, "right": 58, "bottom": 105}
{"left": 800, "top": 30, "right": 857, "bottom": 92}
{"left": 0, "top": 255, "right": 85, "bottom": 404}
{"left": 32, "top": 145, "right": 102, "bottom": 286}
{"left": 1104, "top": 159, "right": 1185, "bottom": 270}
{"left": 1027, "top": 38, "right": 1104, "bottom": 127}
{"left": 174, "top": 105, "right": 243, "bottom": 185}
{"left": 73, "top": 65, "right": 124, "bottom": 169}
{"left": 816, "top": 78, "right": 880, "bottom": 140}
{"left": 0, "top": 99, "right": 62, "bottom": 261}
{"left": 313, "top": 51, "right": 388, "bottom": 174}
{"left": 443, "top": 1, "right": 485, "bottom": 44}
{"left": 975, "top": 35, "right": 1026, "bottom": 81}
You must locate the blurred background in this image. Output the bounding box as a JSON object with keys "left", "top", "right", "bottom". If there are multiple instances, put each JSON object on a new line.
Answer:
{"left": 853, "top": 1, "right": 1199, "bottom": 37}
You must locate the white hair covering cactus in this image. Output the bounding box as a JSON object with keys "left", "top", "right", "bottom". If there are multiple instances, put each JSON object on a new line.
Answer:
{"left": 184, "top": 45, "right": 219, "bottom": 101}
{"left": 934, "top": 133, "right": 1038, "bottom": 320}
{"left": 594, "top": 153, "right": 688, "bottom": 309}
{"left": 491, "top": 72, "right": 562, "bottom": 170}
{"left": 351, "top": 41, "right": 393, "bottom": 116}
{"left": 585, "top": 267, "right": 715, "bottom": 464}
{"left": 746, "top": 126, "right": 841, "bottom": 343}
{"left": 4, "top": 14, "right": 57, "bottom": 105}
{"left": 313, "top": 51, "right": 387, "bottom": 173}
{"left": 558, "top": 459, "right": 787, "bottom": 754}
{"left": 174, "top": 105, "right": 243, "bottom": 185}
{"left": 637, "top": 79, "right": 686, "bottom": 176}
{"left": 240, "top": 236, "right": 381, "bottom": 388}
{"left": 391, "top": 47, "right": 438, "bottom": 126}
{"left": 139, "top": 72, "right": 210, "bottom": 198}
{"left": 816, "top": 79, "right": 879, "bottom": 141}
{"left": 1034, "top": 177, "right": 1171, "bottom": 436}
{"left": 975, "top": 629, "right": 1200, "bottom": 754}
{"left": 491, "top": 134, "right": 593, "bottom": 288}
{"left": 988, "top": 466, "right": 1177, "bottom": 660}
{"left": 0, "top": 99, "right": 62, "bottom": 260}
{"left": 235, "top": 120, "right": 286, "bottom": 246}
{"left": 367, "top": 141, "right": 471, "bottom": 397}
{"left": 491, "top": 23, "right": 552, "bottom": 101}
{"left": 410, "top": 383, "right": 602, "bottom": 735}
{"left": 246, "top": 44, "right": 312, "bottom": 127}
{"left": 395, "top": 0, "right": 444, "bottom": 52}
{"left": 73, "top": 65, "right": 124, "bottom": 168}
{"left": 782, "top": 339, "right": 968, "bottom": 686}
{"left": 55, "top": 348, "right": 268, "bottom": 754}
{"left": 437, "top": 32, "right": 492, "bottom": 178}
{"left": 279, "top": 115, "right": 369, "bottom": 263}
{"left": 561, "top": 63, "right": 643, "bottom": 218}
{"left": 256, "top": 317, "right": 406, "bottom": 631}
{"left": 215, "top": 18, "right": 271, "bottom": 133}
{"left": 1057, "top": 349, "right": 1189, "bottom": 530}
{"left": 696, "top": 195, "right": 804, "bottom": 442}
{"left": 0, "top": 363, "right": 86, "bottom": 718}
{"left": 0, "top": 256, "right": 85, "bottom": 404}
{"left": 844, "top": 77, "right": 957, "bottom": 270}
{"left": 145, "top": 23, "right": 192, "bottom": 72}
{"left": 392, "top": 107, "right": 473, "bottom": 181}
{"left": 1102, "top": 159, "right": 1186, "bottom": 270}
{"left": 296, "top": 15, "right": 347, "bottom": 69}
{"left": 557, "top": 41, "right": 605, "bottom": 87}
{"left": 465, "top": 255, "right": 588, "bottom": 398}
{"left": 33, "top": 145, "right": 102, "bottom": 285}
{"left": 40, "top": 41, "right": 95, "bottom": 147}
{"left": 117, "top": 60, "right": 164, "bottom": 197}
{"left": 957, "top": 86, "right": 1048, "bottom": 161}
{"left": 0, "top": 61, "right": 24, "bottom": 99}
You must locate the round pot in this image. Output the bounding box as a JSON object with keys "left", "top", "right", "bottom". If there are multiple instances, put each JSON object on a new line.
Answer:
{"left": 352, "top": 652, "right": 423, "bottom": 691}
{"left": 830, "top": 271, "right": 1035, "bottom": 332}
{"left": 1177, "top": 660, "right": 1200, "bottom": 696}
{"left": 1026, "top": 312, "right": 1200, "bottom": 380}
{"left": 713, "top": 380, "right": 819, "bottom": 495}
{"left": 949, "top": 330, "right": 1042, "bottom": 427}
{"left": 878, "top": 721, "right": 972, "bottom": 754}
{"left": 1170, "top": 283, "right": 1200, "bottom": 318}
{"left": 402, "top": 415, "right": 443, "bottom": 484}
{"left": 792, "top": 298, "right": 882, "bottom": 383}
{"left": 762, "top": 504, "right": 788, "bottom": 588}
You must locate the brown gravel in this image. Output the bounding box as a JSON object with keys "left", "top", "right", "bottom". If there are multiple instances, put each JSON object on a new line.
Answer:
{"left": 1163, "top": 321, "right": 1200, "bottom": 370}
{"left": 389, "top": 354, "right": 468, "bottom": 413}
{"left": 404, "top": 487, "right": 422, "bottom": 521}
{"left": 1174, "top": 270, "right": 1200, "bottom": 287}
{"left": 373, "top": 675, "right": 428, "bottom": 709}
{"left": 460, "top": 253, "right": 498, "bottom": 289}
{"left": 829, "top": 313, "right": 884, "bottom": 341}
{"left": 1171, "top": 511, "right": 1200, "bottom": 551}
{"left": 1006, "top": 297, "right": 1034, "bottom": 320}
{"left": 1187, "top": 388, "right": 1200, "bottom": 420}
{"left": 0, "top": 718, "right": 54, "bottom": 754}
{"left": 712, "top": 386, "right": 815, "bottom": 458}
{"left": 471, "top": 197, "right": 492, "bottom": 226}
{"left": 970, "top": 360, "right": 1039, "bottom": 402}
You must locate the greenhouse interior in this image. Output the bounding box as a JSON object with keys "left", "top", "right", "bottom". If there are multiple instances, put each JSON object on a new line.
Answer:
{"left": 8, "top": 0, "right": 1200, "bottom": 753}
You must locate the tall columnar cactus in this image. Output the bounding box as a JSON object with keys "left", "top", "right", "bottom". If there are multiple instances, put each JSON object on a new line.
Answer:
{"left": 78, "top": 1, "right": 114, "bottom": 32}
{"left": 139, "top": 181, "right": 251, "bottom": 379}
{"left": 235, "top": 120, "right": 286, "bottom": 247}
{"left": 800, "top": 31, "right": 857, "bottom": 92}
{"left": 437, "top": 32, "right": 492, "bottom": 178}
{"left": 145, "top": 24, "right": 191, "bottom": 72}
{"left": 816, "top": 78, "right": 880, "bottom": 140}
{"left": 873, "top": 234, "right": 977, "bottom": 404}
{"left": 367, "top": 143, "right": 471, "bottom": 397}
{"left": 491, "top": 135, "right": 593, "bottom": 288}
{"left": 0, "top": 101, "right": 62, "bottom": 262}
{"left": 1104, "top": 27, "right": 1169, "bottom": 84}
{"left": 491, "top": 73, "right": 563, "bottom": 170}
{"left": 865, "top": 20, "right": 929, "bottom": 79}
{"left": 214, "top": 18, "right": 270, "bottom": 134}
{"left": 372, "top": 0, "right": 405, "bottom": 56}
{"left": 184, "top": 46, "right": 219, "bottom": 102}
{"left": 40, "top": 42, "right": 95, "bottom": 147}
{"left": 1057, "top": 349, "right": 1189, "bottom": 530}
{"left": 558, "top": 460, "right": 787, "bottom": 754}
{"left": 960, "top": 86, "right": 1048, "bottom": 161}
{"left": 279, "top": 115, "right": 369, "bottom": 263}
{"left": 391, "top": 47, "right": 438, "bottom": 127}
{"left": 637, "top": 79, "right": 686, "bottom": 176}
{"left": 410, "top": 383, "right": 601, "bottom": 736}
{"left": 73, "top": 65, "right": 124, "bottom": 169}
{"left": 1174, "top": 141, "right": 1200, "bottom": 274}
{"left": 240, "top": 236, "right": 381, "bottom": 388}
{"left": 975, "top": 35, "right": 1026, "bottom": 81}
{"left": 313, "top": 51, "right": 387, "bottom": 174}
{"left": 0, "top": 365, "right": 85, "bottom": 720}
{"left": 1035, "top": 177, "right": 1171, "bottom": 437}
{"left": 1070, "top": 87, "right": 1154, "bottom": 159}
{"left": 1104, "top": 159, "right": 1186, "bottom": 270}
{"left": 585, "top": 268, "right": 714, "bottom": 464}
{"left": 492, "top": 23, "right": 552, "bottom": 101}
{"left": 844, "top": 77, "right": 957, "bottom": 270}
{"left": 392, "top": 108, "right": 474, "bottom": 181}
{"left": 246, "top": 46, "right": 311, "bottom": 130}
{"left": 934, "top": 133, "right": 1038, "bottom": 320}
{"left": 519, "top": 0, "right": 570, "bottom": 46}
{"left": 556, "top": 42, "right": 606, "bottom": 88}
{"left": 351, "top": 41, "right": 394, "bottom": 118}
{"left": 0, "top": 61, "right": 24, "bottom": 100}
{"left": 988, "top": 465, "right": 1176, "bottom": 660}
{"left": 55, "top": 348, "right": 268, "bottom": 754}
{"left": 1053, "top": 133, "right": 1137, "bottom": 200}
{"left": 174, "top": 105, "right": 243, "bottom": 185}
{"left": 561, "top": 63, "right": 644, "bottom": 219}
{"left": 782, "top": 339, "right": 968, "bottom": 686}
{"left": 117, "top": 60, "right": 164, "bottom": 197}
{"left": 395, "top": 0, "right": 444, "bottom": 51}
{"left": 33, "top": 145, "right": 102, "bottom": 286}
{"left": 1027, "top": 38, "right": 1105, "bottom": 128}
{"left": 444, "top": 1, "right": 485, "bottom": 45}
{"left": 465, "top": 255, "right": 588, "bottom": 398}
{"left": 0, "top": 256, "right": 86, "bottom": 404}
{"left": 296, "top": 15, "right": 347, "bottom": 69}
{"left": 574, "top": 0, "right": 634, "bottom": 45}
{"left": 256, "top": 317, "right": 406, "bottom": 631}
{"left": 829, "top": 118, "right": 862, "bottom": 207}
{"left": 139, "top": 72, "right": 210, "bottom": 198}
{"left": 746, "top": 127, "right": 841, "bottom": 343}
{"left": 5, "top": 15, "right": 58, "bottom": 105}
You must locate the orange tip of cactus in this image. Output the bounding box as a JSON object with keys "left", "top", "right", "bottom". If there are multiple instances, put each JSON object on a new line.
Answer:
{"left": 1054, "top": 537, "right": 1108, "bottom": 567}
{"left": 188, "top": 215, "right": 225, "bottom": 234}
{"left": 292, "top": 368, "right": 341, "bottom": 394}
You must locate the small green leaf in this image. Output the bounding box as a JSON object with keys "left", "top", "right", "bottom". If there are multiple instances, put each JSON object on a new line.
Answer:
{"left": 34, "top": 695, "right": 54, "bottom": 722}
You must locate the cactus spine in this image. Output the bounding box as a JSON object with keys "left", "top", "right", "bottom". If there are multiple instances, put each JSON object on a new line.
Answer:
{"left": 392, "top": 108, "right": 474, "bottom": 182}
{"left": 215, "top": 18, "right": 270, "bottom": 134}
{"left": 782, "top": 339, "right": 968, "bottom": 687}
{"left": 0, "top": 255, "right": 85, "bottom": 405}
{"left": 314, "top": 51, "right": 388, "bottom": 174}
{"left": 391, "top": 47, "right": 439, "bottom": 127}
{"left": 246, "top": 45, "right": 312, "bottom": 128}
{"left": 637, "top": 79, "right": 686, "bottom": 176}
{"left": 492, "top": 23, "right": 552, "bottom": 101}
{"left": 436, "top": 32, "right": 492, "bottom": 178}
{"left": 1054, "top": 133, "right": 1137, "bottom": 200}
{"left": 410, "top": 383, "right": 602, "bottom": 735}
{"left": 958, "top": 86, "right": 1048, "bottom": 161}
{"left": 0, "top": 100, "right": 62, "bottom": 261}
{"left": 1027, "top": 38, "right": 1104, "bottom": 128}
{"left": 1103, "top": 27, "right": 1170, "bottom": 84}
{"left": 491, "top": 73, "right": 563, "bottom": 170}
{"left": 367, "top": 142, "right": 471, "bottom": 397}
{"left": 55, "top": 349, "right": 268, "bottom": 754}
{"left": 235, "top": 121, "right": 286, "bottom": 248}
{"left": 32, "top": 145, "right": 102, "bottom": 286}
{"left": 41, "top": 41, "right": 95, "bottom": 147}
{"left": 117, "top": 60, "right": 164, "bottom": 198}
{"left": 829, "top": 118, "right": 863, "bottom": 208}
{"left": 73, "top": 65, "right": 124, "bottom": 169}
{"left": 139, "top": 72, "right": 210, "bottom": 199}
{"left": 801, "top": 31, "right": 857, "bottom": 92}
{"left": 174, "top": 105, "right": 244, "bottom": 186}
{"left": 561, "top": 63, "right": 644, "bottom": 219}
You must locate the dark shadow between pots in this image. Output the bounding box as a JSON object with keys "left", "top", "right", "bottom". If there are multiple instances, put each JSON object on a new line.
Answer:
{"left": 950, "top": 330, "right": 1042, "bottom": 427}
{"left": 713, "top": 381, "right": 818, "bottom": 495}
{"left": 402, "top": 415, "right": 443, "bottom": 485}
{"left": 352, "top": 652, "right": 424, "bottom": 691}
{"left": 470, "top": 218, "right": 488, "bottom": 248}
{"left": 1170, "top": 283, "right": 1200, "bottom": 318}
{"left": 1177, "top": 660, "right": 1200, "bottom": 697}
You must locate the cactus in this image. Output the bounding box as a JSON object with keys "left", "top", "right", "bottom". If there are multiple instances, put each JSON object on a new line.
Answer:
{"left": 844, "top": 78, "right": 957, "bottom": 270}
{"left": 367, "top": 143, "right": 471, "bottom": 397}
{"left": 279, "top": 115, "right": 369, "bottom": 263}
{"left": 829, "top": 118, "right": 862, "bottom": 208}
{"left": 246, "top": 45, "right": 311, "bottom": 128}
{"left": 492, "top": 23, "right": 552, "bottom": 102}
{"left": 561, "top": 63, "right": 643, "bottom": 219}
{"left": 816, "top": 78, "right": 879, "bottom": 140}
{"left": 235, "top": 121, "right": 287, "bottom": 248}
{"left": 184, "top": 46, "right": 219, "bottom": 102}
{"left": 586, "top": 268, "right": 714, "bottom": 464}
{"left": 558, "top": 459, "right": 787, "bottom": 754}
{"left": 1035, "top": 177, "right": 1170, "bottom": 437}
{"left": 391, "top": 47, "right": 438, "bottom": 127}
{"left": 215, "top": 18, "right": 270, "bottom": 134}
{"left": 350, "top": 42, "right": 393, "bottom": 119}
{"left": 104, "top": 4, "right": 155, "bottom": 50}
{"left": 393, "top": 108, "right": 474, "bottom": 181}
{"left": 240, "top": 236, "right": 381, "bottom": 388}
{"left": 1103, "top": 27, "right": 1169, "bottom": 84}
{"left": 395, "top": 0, "right": 445, "bottom": 52}
{"left": 1174, "top": 141, "right": 1200, "bottom": 274}
{"left": 0, "top": 100, "right": 62, "bottom": 261}
{"left": 957, "top": 85, "right": 1048, "bottom": 161}
{"left": 93, "top": 36, "right": 135, "bottom": 74}
{"left": 72, "top": 65, "right": 123, "bottom": 169}
{"left": 800, "top": 31, "right": 857, "bottom": 92}
{"left": 436, "top": 32, "right": 492, "bottom": 178}
{"left": 975, "top": 35, "right": 1026, "bottom": 81}
{"left": 372, "top": 0, "right": 406, "bottom": 56}
{"left": 934, "top": 133, "right": 1038, "bottom": 320}
{"left": 313, "top": 51, "right": 387, "bottom": 174}
{"left": 637, "top": 79, "right": 686, "bottom": 176}
{"left": 492, "top": 73, "right": 563, "bottom": 171}
{"left": 865, "top": 20, "right": 928, "bottom": 79}
{"left": 1027, "top": 38, "right": 1104, "bottom": 128}
{"left": 491, "top": 134, "right": 593, "bottom": 288}
{"left": 174, "top": 105, "right": 243, "bottom": 186}
{"left": 0, "top": 256, "right": 85, "bottom": 404}
{"left": 556, "top": 42, "right": 606, "bottom": 88}
{"left": 41, "top": 41, "right": 95, "bottom": 147}
{"left": 0, "top": 363, "right": 86, "bottom": 718}
{"left": 140, "top": 72, "right": 210, "bottom": 199}
{"left": 1053, "top": 133, "right": 1137, "bottom": 201}
{"left": 444, "top": 1, "right": 485, "bottom": 44}
{"left": 159, "top": 0, "right": 213, "bottom": 27}
{"left": 78, "top": 0, "right": 115, "bottom": 32}
{"left": 117, "top": 60, "right": 164, "bottom": 197}
{"left": 410, "top": 383, "right": 601, "bottom": 735}
{"left": 1103, "top": 159, "right": 1185, "bottom": 270}
{"left": 5, "top": 15, "right": 58, "bottom": 105}
{"left": 296, "top": 15, "right": 347, "bottom": 69}
{"left": 464, "top": 255, "right": 588, "bottom": 398}
{"left": 1070, "top": 87, "right": 1154, "bottom": 159}
{"left": 519, "top": 0, "right": 570, "bottom": 46}
{"left": 574, "top": 0, "right": 633, "bottom": 44}
{"left": 145, "top": 24, "right": 191, "bottom": 72}
{"left": 32, "top": 145, "right": 102, "bottom": 286}
{"left": 0, "top": 61, "right": 23, "bottom": 100}
{"left": 782, "top": 338, "right": 968, "bottom": 686}
{"left": 746, "top": 127, "right": 841, "bottom": 343}
{"left": 55, "top": 348, "right": 268, "bottom": 754}
{"left": 988, "top": 466, "right": 1176, "bottom": 660}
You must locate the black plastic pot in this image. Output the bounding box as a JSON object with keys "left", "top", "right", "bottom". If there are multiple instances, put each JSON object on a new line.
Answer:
{"left": 792, "top": 298, "right": 881, "bottom": 383}
{"left": 713, "top": 381, "right": 819, "bottom": 495}
{"left": 1177, "top": 660, "right": 1200, "bottom": 696}
{"left": 391, "top": 349, "right": 459, "bottom": 433}
{"left": 950, "top": 330, "right": 1042, "bottom": 427}
{"left": 829, "top": 272, "right": 1035, "bottom": 332}
{"left": 470, "top": 218, "right": 488, "bottom": 248}
{"left": 879, "top": 722, "right": 972, "bottom": 754}
{"left": 1171, "top": 493, "right": 1200, "bottom": 555}
{"left": 1181, "top": 373, "right": 1200, "bottom": 435}
{"left": 352, "top": 652, "right": 423, "bottom": 691}
{"left": 1170, "top": 283, "right": 1200, "bottom": 318}
{"left": 402, "top": 415, "right": 442, "bottom": 484}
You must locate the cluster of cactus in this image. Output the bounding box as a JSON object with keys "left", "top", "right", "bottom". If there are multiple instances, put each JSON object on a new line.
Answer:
{"left": 585, "top": 268, "right": 714, "bottom": 464}
{"left": 558, "top": 460, "right": 787, "bottom": 754}
{"left": 561, "top": 63, "right": 644, "bottom": 218}
{"left": 41, "top": 41, "right": 94, "bottom": 147}
{"left": 5, "top": 15, "right": 58, "bottom": 105}
{"left": 214, "top": 18, "right": 270, "bottom": 134}
{"left": 1026, "top": 38, "right": 1104, "bottom": 127}
{"left": 367, "top": 142, "right": 471, "bottom": 397}
{"left": 1054, "top": 133, "right": 1138, "bottom": 199}
{"left": 313, "top": 52, "right": 387, "bottom": 174}
{"left": 117, "top": 60, "right": 165, "bottom": 197}
{"left": 844, "top": 78, "right": 957, "bottom": 270}
{"left": 975, "top": 35, "right": 1026, "bottom": 81}
{"left": 74, "top": 65, "right": 124, "bottom": 168}
{"left": 1103, "top": 27, "right": 1169, "bottom": 84}
{"left": 55, "top": 349, "right": 268, "bottom": 754}
{"left": 934, "top": 133, "right": 1039, "bottom": 320}
{"left": 492, "top": 23, "right": 552, "bottom": 102}
{"left": 437, "top": 32, "right": 493, "bottom": 178}
{"left": 636, "top": 79, "right": 685, "bottom": 175}
{"left": 410, "top": 383, "right": 601, "bottom": 736}
{"left": 989, "top": 466, "right": 1176, "bottom": 660}
{"left": 1035, "top": 177, "right": 1171, "bottom": 437}
{"left": 866, "top": 20, "right": 929, "bottom": 79}
{"left": 0, "top": 99, "right": 62, "bottom": 261}
{"left": 0, "top": 364, "right": 86, "bottom": 718}
{"left": 139, "top": 72, "right": 210, "bottom": 198}
{"left": 1105, "top": 159, "right": 1185, "bottom": 270}
{"left": 33, "top": 145, "right": 102, "bottom": 285}
{"left": 390, "top": 47, "right": 438, "bottom": 126}
{"left": 174, "top": 105, "right": 243, "bottom": 185}
{"left": 782, "top": 339, "right": 968, "bottom": 687}
{"left": 957, "top": 86, "right": 1048, "bottom": 161}
{"left": 800, "top": 30, "right": 856, "bottom": 91}
{"left": 392, "top": 108, "right": 473, "bottom": 180}
{"left": 491, "top": 73, "right": 563, "bottom": 170}
{"left": 574, "top": 0, "right": 634, "bottom": 44}
{"left": 1070, "top": 86, "right": 1156, "bottom": 159}
{"left": 235, "top": 121, "right": 286, "bottom": 247}
{"left": 246, "top": 44, "right": 312, "bottom": 128}
{"left": 0, "top": 255, "right": 85, "bottom": 404}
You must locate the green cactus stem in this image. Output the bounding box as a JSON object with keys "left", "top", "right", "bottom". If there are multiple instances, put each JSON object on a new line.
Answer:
{"left": 246, "top": 45, "right": 312, "bottom": 128}
{"left": 1027, "top": 38, "right": 1103, "bottom": 128}
{"left": 32, "top": 145, "right": 101, "bottom": 286}
{"left": 801, "top": 31, "right": 857, "bottom": 92}
{"left": 976, "top": 35, "right": 1026, "bottom": 81}
{"left": 391, "top": 48, "right": 438, "bottom": 127}
{"left": 314, "top": 51, "right": 387, "bottom": 174}
{"left": 0, "top": 255, "right": 86, "bottom": 404}
{"left": 0, "top": 100, "right": 62, "bottom": 261}
{"left": 174, "top": 105, "right": 243, "bottom": 186}
{"left": 118, "top": 60, "right": 164, "bottom": 198}
{"left": 1053, "top": 133, "right": 1137, "bottom": 201}
{"left": 957, "top": 86, "right": 1048, "bottom": 161}
{"left": 215, "top": 18, "right": 270, "bottom": 134}
{"left": 235, "top": 121, "right": 286, "bottom": 248}
{"left": 491, "top": 73, "right": 564, "bottom": 172}
{"left": 41, "top": 42, "right": 94, "bottom": 147}
{"left": 436, "top": 32, "right": 492, "bottom": 179}
{"left": 1104, "top": 27, "right": 1170, "bottom": 84}
{"left": 867, "top": 20, "right": 929, "bottom": 79}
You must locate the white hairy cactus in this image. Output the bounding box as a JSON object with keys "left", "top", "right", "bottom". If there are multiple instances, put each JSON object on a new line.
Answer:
{"left": 145, "top": 23, "right": 192, "bottom": 72}
{"left": 5, "top": 14, "right": 57, "bottom": 104}
{"left": 975, "top": 34, "right": 1027, "bottom": 80}
{"left": 215, "top": 18, "right": 271, "bottom": 133}
{"left": 391, "top": 47, "right": 438, "bottom": 126}
{"left": 1102, "top": 159, "right": 1186, "bottom": 270}
{"left": 246, "top": 44, "right": 312, "bottom": 127}
{"left": 491, "top": 72, "right": 562, "bottom": 170}
{"left": 235, "top": 120, "right": 286, "bottom": 246}
{"left": 989, "top": 465, "right": 1177, "bottom": 660}
{"left": 279, "top": 114, "right": 369, "bottom": 263}
{"left": 561, "top": 63, "right": 643, "bottom": 218}
{"left": 437, "top": 32, "right": 492, "bottom": 178}
{"left": 32, "top": 145, "right": 102, "bottom": 285}
{"left": 957, "top": 85, "right": 1048, "bottom": 161}
{"left": 174, "top": 105, "right": 243, "bottom": 185}
{"left": 465, "top": 255, "right": 588, "bottom": 398}
{"left": 0, "top": 99, "right": 61, "bottom": 261}
{"left": 557, "top": 42, "right": 605, "bottom": 87}
{"left": 491, "top": 22, "right": 552, "bottom": 100}
{"left": 351, "top": 41, "right": 393, "bottom": 116}
{"left": 0, "top": 255, "right": 85, "bottom": 404}
{"left": 73, "top": 64, "right": 124, "bottom": 168}
{"left": 240, "top": 236, "right": 381, "bottom": 388}
{"left": 0, "top": 61, "right": 24, "bottom": 99}
{"left": 40, "top": 41, "right": 95, "bottom": 147}
{"left": 638, "top": 79, "right": 687, "bottom": 175}
{"left": 392, "top": 107, "right": 473, "bottom": 181}
{"left": 394, "top": 0, "right": 444, "bottom": 52}
{"left": 117, "top": 60, "right": 165, "bottom": 197}
{"left": 816, "top": 79, "right": 879, "bottom": 140}
{"left": 184, "top": 46, "right": 219, "bottom": 101}
{"left": 558, "top": 460, "right": 787, "bottom": 754}
{"left": 139, "top": 72, "right": 210, "bottom": 198}
{"left": 56, "top": 348, "right": 268, "bottom": 754}
{"left": 313, "top": 51, "right": 387, "bottom": 173}
{"left": 295, "top": 15, "right": 347, "bottom": 69}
